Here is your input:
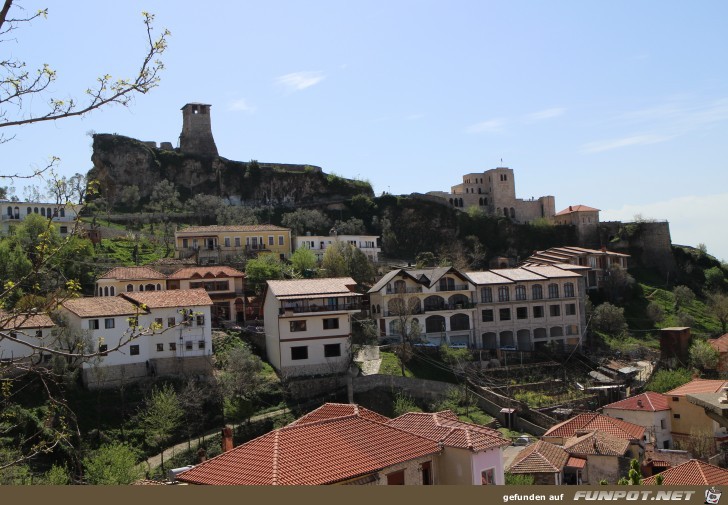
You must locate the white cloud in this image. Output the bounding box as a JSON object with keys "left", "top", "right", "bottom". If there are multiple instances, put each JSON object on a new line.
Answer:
{"left": 275, "top": 71, "right": 325, "bottom": 92}
{"left": 581, "top": 133, "right": 674, "bottom": 153}
{"left": 228, "top": 99, "right": 255, "bottom": 112}
{"left": 466, "top": 119, "right": 504, "bottom": 134}
{"left": 601, "top": 192, "right": 728, "bottom": 262}
{"left": 524, "top": 107, "right": 565, "bottom": 123}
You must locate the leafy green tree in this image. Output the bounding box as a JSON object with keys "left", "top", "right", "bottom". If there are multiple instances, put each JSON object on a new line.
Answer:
{"left": 333, "top": 217, "right": 366, "bottom": 235}
{"left": 216, "top": 204, "right": 259, "bottom": 226}
{"left": 218, "top": 344, "right": 266, "bottom": 423}
{"left": 673, "top": 285, "right": 695, "bottom": 309}
{"left": 137, "top": 384, "right": 184, "bottom": 473}
{"left": 392, "top": 392, "right": 421, "bottom": 417}
{"left": 245, "top": 253, "right": 284, "bottom": 293}
{"left": 707, "top": 292, "right": 728, "bottom": 334}
{"left": 281, "top": 209, "right": 332, "bottom": 236}
{"left": 705, "top": 267, "right": 726, "bottom": 293}
{"left": 646, "top": 368, "right": 692, "bottom": 393}
{"left": 83, "top": 443, "right": 142, "bottom": 485}
{"left": 689, "top": 339, "right": 719, "bottom": 370}
{"left": 646, "top": 301, "right": 665, "bottom": 325}
{"left": 415, "top": 251, "right": 437, "bottom": 268}
{"left": 41, "top": 464, "right": 71, "bottom": 485}
{"left": 321, "top": 241, "right": 375, "bottom": 285}
{"left": 505, "top": 473, "right": 535, "bottom": 485}
{"left": 591, "top": 302, "right": 628, "bottom": 336}
{"left": 603, "top": 264, "right": 635, "bottom": 304}
{"left": 290, "top": 246, "right": 317, "bottom": 277}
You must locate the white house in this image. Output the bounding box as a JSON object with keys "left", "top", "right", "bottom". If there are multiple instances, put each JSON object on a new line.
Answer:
{"left": 1, "top": 201, "right": 82, "bottom": 237}
{"left": 263, "top": 278, "right": 362, "bottom": 377}
{"left": 59, "top": 289, "right": 213, "bottom": 387}
{"left": 0, "top": 312, "right": 56, "bottom": 365}
{"left": 601, "top": 391, "right": 673, "bottom": 449}
{"left": 295, "top": 233, "right": 381, "bottom": 262}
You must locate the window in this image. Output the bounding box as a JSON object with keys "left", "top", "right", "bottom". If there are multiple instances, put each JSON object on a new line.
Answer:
{"left": 550, "top": 305, "right": 561, "bottom": 317}
{"left": 169, "top": 343, "right": 177, "bottom": 351}
{"left": 224, "top": 237, "right": 231, "bottom": 247}
{"left": 99, "top": 344, "right": 108, "bottom": 356}
{"left": 672, "top": 397, "right": 679, "bottom": 402}
{"left": 154, "top": 318, "right": 163, "bottom": 328}
{"left": 673, "top": 414, "right": 681, "bottom": 419}
{"left": 499, "top": 308, "right": 511, "bottom": 321}
{"left": 516, "top": 307, "right": 528, "bottom": 319}
{"left": 481, "top": 468, "right": 496, "bottom": 485}
{"left": 323, "top": 318, "right": 339, "bottom": 330}
{"left": 482, "top": 309, "right": 494, "bottom": 322}
{"left": 104, "top": 318, "right": 115, "bottom": 329}
{"left": 110, "top": 286, "right": 115, "bottom": 296}
{"left": 515, "top": 285, "right": 526, "bottom": 300}
{"left": 234, "top": 237, "right": 241, "bottom": 247}
{"left": 291, "top": 346, "right": 308, "bottom": 360}
{"left": 167, "top": 317, "right": 175, "bottom": 327}
{"left": 324, "top": 343, "right": 341, "bottom": 357}
{"left": 130, "top": 345, "right": 140, "bottom": 356}
{"left": 156, "top": 343, "right": 164, "bottom": 352}
{"left": 89, "top": 319, "right": 100, "bottom": 330}
{"left": 532, "top": 284, "right": 543, "bottom": 300}
{"left": 35, "top": 330, "right": 43, "bottom": 339}
{"left": 126, "top": 284, "right": 133, "bottom": 292}
{"left": 268, "top": 235, "right": 274, "bottom": 246}
{"left": 565, "top": 304, "right": 576, "bottom": 316}
{"left": 481, "top": 287, "right": 493, "bottom": 303}
{"left": 421, "top": 461, "right": 432, "bottom": 485}
{"left": 565, "top": 324, "right": 579, "bottom": 335}
{"left": 196, "top": 315, "right": 205, "bottom": 326}
{"left": 386, "top": 470, "right": 405, "bottom": 485}
{"left": 182, "top": 238, "right": 189, "bottom": 248}
{"left": 548, "top": 283, "right": 560, "bottom": 299}
{"left": 564, "top": 282, "right": 575, "bottom": 298}
{"left": 198, "top": 340, "right": 206, "bottom": 350}
{"left": 660, "top": 419, "right": 666, "bottom": 429}
{"left": 290, "top": 320, "right": 307, "bottom": 332}
{"left": 60, "top": 226, "right": 68, "bottom": 234}
{"left": 498, "top": 286, "right": 510, "bottom": 302}
{"left": 278, "top": 235, "right": 284, "bottom": 246}
{"left": 533, "top": 306, "right": 544, "bottom": 318}
{"left": 185, "top": 341, "right": 193, "bottom": 351}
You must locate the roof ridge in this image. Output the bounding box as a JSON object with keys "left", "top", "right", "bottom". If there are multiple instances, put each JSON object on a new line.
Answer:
{"left": 271, "top": 430, "right": 280, "bottom": 485}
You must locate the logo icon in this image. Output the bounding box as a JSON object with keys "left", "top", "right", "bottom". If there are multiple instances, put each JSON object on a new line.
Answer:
{"left": 706, "top": 487, "right": 722, "bottom": 505}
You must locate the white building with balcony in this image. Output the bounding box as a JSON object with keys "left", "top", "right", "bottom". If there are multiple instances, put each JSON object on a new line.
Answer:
{"left": 295, "top": 233, "right": 381, "bottom": 262}
{"left": 59, "top": 289, "right": 213, "bottom": 387}
{"left": 263, "top": 277, "right": 362, "bottom": 377}
{"left": 1, "top": 201, "right": 82, "bottom": 237}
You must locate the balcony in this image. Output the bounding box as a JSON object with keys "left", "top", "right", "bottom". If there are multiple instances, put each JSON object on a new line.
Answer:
{"left": 385, "top": 286, "right": 423, "bottom": 295}
{"left": 435, "top": 283, "right": 470, "bottom": 292}
{"left": 422, "top": 301, "right": 476, "bottom": 312}
{"left": 279, "top": 303, "right": 362, "bottom": 315}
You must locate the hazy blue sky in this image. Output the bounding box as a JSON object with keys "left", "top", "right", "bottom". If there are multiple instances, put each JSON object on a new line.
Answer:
{"left": 4, "top": 1, "right": 727, "bottom": 260}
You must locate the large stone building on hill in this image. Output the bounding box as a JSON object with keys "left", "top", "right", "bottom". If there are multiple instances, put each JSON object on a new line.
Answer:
{"left": 427, "top": 167, "right": 555, "bottom": 223}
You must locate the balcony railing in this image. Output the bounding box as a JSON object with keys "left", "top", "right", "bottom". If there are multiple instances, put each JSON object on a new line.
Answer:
{"left": 385, "top": 286, "right": 423, "bottom": 294}
{"left": 435, "top": 283, "right": 470, "bottom": 292}
{"left": 422, "top": 301, "right": 476, "bottom": 312}
{"left": 279, "top": 303, "right": 361, "bottom": 315}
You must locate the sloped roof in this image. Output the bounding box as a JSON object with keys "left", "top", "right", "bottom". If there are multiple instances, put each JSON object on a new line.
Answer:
{"left": 602, "top": 392, "right": 670, "bottom": 412}
{"left": 666, "top": 379, "right": 728, "bottom": 396}
{"left": 369, "top": 267, "right": 469, "bottom": 293}
{"left": 168, "top": 266, "right": 245, "bottom": 280}
{"left": 267, "top": 277, "right": 359, "bottom": 298}
{"left": 507, "top": 440, "right": 569, "bottom": 474}
{"left": 555, "top": 205, "right": 600, "bottom": 216}
{"left": 0, "top": 312, "right": 55, "bottom": 329}
{"left": 122, "top": 289, "right": 213, "bottom": 308}
{"left": 709, "top": 334, "right": 728, "bottom": 353}
{"left": 61, "top": 297, "right": 138, "bottom": 318}
{"left": 289, "top": 403, "right": 391, "bottom": 426}
{"left": 387, "top": 411, "right": 510, "bottom": 452}
{"left": 543, "top": 413, "right": 645, "bottom": 441}
{"left": 97, "top": 266, "right": 167, "bottom": 281}
{"left": 177, "top": 408, "right": 440, "bottom": 485}
{"left": 177, "top": 225, "right": 290, "bottom": 234}
{"left": 563, "top": 430, "right": 630, "bottom": 457}
{"left": 642, "top": 459, "right": 728, "bottom": 485}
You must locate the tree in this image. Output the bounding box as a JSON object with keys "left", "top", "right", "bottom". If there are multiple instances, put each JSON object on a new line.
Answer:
{"left": 333, "top": 217, "right": 366, "bottom": 235}
{"left": 689, "top": 339, "right": 719, "bottom": 370}
{"left": 82, "top": 442, "right": 142, "bottom": 485}
{"left": 281, "top": 209, "right": 332, "bottom": 236}
{"left": 245, "top": 253, "right": 284, "bottom": 293}
{"left": 708, "top": 292, "right": 728, "bottom": 334}
{"left": 218, "top": 343, "right": 266, "bottom": 423}
{"left": 591, "top": 302, "right": 628, "bottom": 336}
{"left": 673, "top": 285, "right": 695, "bottom": 309}
{"left": 646, "top": 302, "right": 665, "bottom": 325}
{"left": 321, "top": 242, "right": 348, "bottom": 278}
{"left": 320, "top": 241, "right": 375, "bottom": 285}
{"left": 603, "top": 264, "right": 635, "bottom": 304}
{"left": 645, "top": 368, "right": 692, "bottom": 393}
{"left": 505, "top": 473, "right": 535, "bottom": 485}
{"left": 617, "top": 459, "right": 642, "bottom": 485}
{"left": 704, "top": 267, "right": 726, "bottom": 293}
{"left": 290, "top": 245, "right": 317, "bottom": 277}
{"left": 136, "top": 384, "right": 183, "bottom": 473}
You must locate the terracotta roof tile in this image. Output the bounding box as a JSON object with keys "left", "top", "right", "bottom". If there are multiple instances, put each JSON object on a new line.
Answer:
{"left": 97, "top": 266, "right": 167, "bottom": 281}
{"left": 543, "top": 413, "right": 645, "bottom": 441}
{"left": 388, "top": 411, "right": 510, "bottom": 452}
{"left": 177, "top": 410, "right": 440, "bottom": 485}
{"left": 168, "top": 266, "right": 245, "bottom": 280}
{"left": 566, "top": 456, "right": 587, "bottom": 469}
{"left": 642, "top": 459, "right": 728, "bottom": 485}
{"left": 555, "top": 205, "right": 600, "bottom": 216}
{"left": 0, "top": 312, "right": 55, "bottom": 329}
{"left": 61, "top": 297, "right": 138, "bottom": 318}
{"left": 507, "top": 440, "right": 569, "bottom": 474}
{"left": 563, "top": 430, "right": 630, "bottom": 456}
{"left": 122, "top": 289, "right": 213, "bottom": 308}
{"left": 666, "top": 379, "right": 728, "bottom": 396}
{"left": 266, "top": 278, "right": 359, "bottom": 298}
{"left": 289, "top": 403, "right": 391, "bottom": 426}
{"left": 709, "top": 334, "right": 728, "bottom": 353}
{"left": 177, "top": 225, "right": 290, "bottom": 234}
{"left": 602, "top": 392, "right": 670, "bottom": 412}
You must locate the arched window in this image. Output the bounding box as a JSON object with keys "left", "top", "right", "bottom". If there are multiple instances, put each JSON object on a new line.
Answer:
{"left": 393, "top": 280, "right": 406, "bottom": 294}
{"left": 515, "top": 285, "right": 526, "bottom": 300}
{"left": 564, "top": 282, "right": 575, "bottom": 298}
{"left": 34, "top": 207, "right": 38, "bottom": 213}
{"left": 482, "top": 332, "right": 497, "bottom": 349}
{"left": 479, "top": 197, "right": 483, "bottom": 205}
{"left": 110, "top": 286, "right": 115, "bottom": 296}
{"left": 458, "top": 198, "right": 463, "bottom": 207}
{"left": 98, "top": 287, "right": 102, "bottom": 296}
{"left": 498, "top": 286, "right": 510, "bottom": 302}
{"left": 46, "top": 207, "right": 51, "bottom": 217}
{"left": 532, "top": 284, "right": 543, "bottom": 300}
{"left": 6, "top": 206, "right": 11, "bottom": 217}
{"left": 13, "top": 207, "right": 19, "bottom": 218}
{"left": 145, "top": 283, "right": 156, "bottom": 291}
{"left": 499, "top": 331, "right": 514, "bottom": 347}
{"left": 103, "top": 286, "right": 109, "bottom": 296}
{"left": 548, "top": 283, "right": 559, "bottom": 299}
{"left": 439, "top": 277, "right": 455, "bottom": 291}
{"left": 533, "top": 328, "right": 547, "bottom": 339}
{"left": 139, "top": 284, "right": 144, "bottom": 291}
{"left": 478, "top": 187, "right": 482, "bottom": 194}
{"left": 156, "top": 283, "right": 162, "bottom": 291}
{"left": 550, "top": 326, "right": 564, "bottom": 338}
{"left": 510, "top": 207, "right": 515, "bottom": 218}
{"left": 424, "top": 295, "right": 445, "bottom": 312}
{"left": 481, "top": 287, "right": 492, "bottom": 303}
{"left": 450, "top": 313, "right": 470, "bottom": 331}
{"left": 449, "top": 198, "right": 454, "bottom": 206}
{"left": 425, "top": 315, "right": 446, "bottom": 334}
{"left": 26, "top": 207, "right": 31, "bottom": 215}
{"left": 41, "top": 207, "right": 46, "bottom": 217}
{"left": 126, "top": 284, "right": 133, "bottom": 292}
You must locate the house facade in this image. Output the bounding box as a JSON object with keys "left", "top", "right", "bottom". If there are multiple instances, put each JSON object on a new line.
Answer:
{"left": 59, "top": 289, "right": 213, "bottom": 387}
{"left": 601, "top": 392, "right": 673, "bottom": 449}
{"left": 175, "top": 225, "right": 292, "bottom": 264}
{"left": 166, "top": 266, "right": 245, "bottom": 324}
{"left": 562, "top": 430, "right": 632, "bottom": 484}
{"left": 1, "top": 201, "right": 82, "bottom": 237}
{"left": 263, "top": 278, "right": 362, "bottom": 377}
{"left": 95, "top": 266, "right": 167, "bottom": 297}
{"left": 665, "top": 379, "right": 728, "bottom": 454}
{"left": 0, "top": 312, "right": 56, "bottom": 364}
{"left": 506, "top": 440, "right": 575, "bottom": 485}
{"left": 295, "top": 233, "right": 381, "bottom": 262}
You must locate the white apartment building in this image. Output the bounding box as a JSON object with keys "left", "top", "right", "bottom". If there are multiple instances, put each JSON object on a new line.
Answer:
{"left": 0, "top": 312, "right": 56, "bottom": 364}
{"left": 1, "top": 201, "right": 82, "bottom": 237}
{"left": 263, "top": 278, "right": 362, "bottom": 377}
{"left": 295, "top": 233, "right": 381, "bottom": 262}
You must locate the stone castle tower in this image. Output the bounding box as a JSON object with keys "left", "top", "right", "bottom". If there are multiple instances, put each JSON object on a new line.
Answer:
{"left": 179, "top": 103, "right": 218, "bottom": 157}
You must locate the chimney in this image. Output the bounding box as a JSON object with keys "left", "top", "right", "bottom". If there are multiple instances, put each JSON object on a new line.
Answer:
{"left": 569, "top": 205, "right": 573, "bottom": 211}
{"left": 637, "top": 399, "right": 643, "bottom": 408}
{"left": 197, "top": 446, "right": 207, "bottom": 463}
{"left": 601, "top": 246, "right": 607, "bottom": 252}
{"left": 221, "top": 425, "right": 233, "bottom": 452}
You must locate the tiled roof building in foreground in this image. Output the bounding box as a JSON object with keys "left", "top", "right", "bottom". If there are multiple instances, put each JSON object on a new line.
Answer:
{"left": 642, "top": 459, "right": 728, "bottom": 485}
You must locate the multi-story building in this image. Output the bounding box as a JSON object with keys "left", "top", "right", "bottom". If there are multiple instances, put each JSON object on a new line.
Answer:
{"left": 262, "top": 277, "right": 362, "bottom": 377}
{"left": 368, "top": 267, "right": 477, "bottom": 347}
{"left": 295, "top": 233, "right": 381, "bottom": 262}
{"left": 175, "top": 224, "right": 292, "bottom": 264}
{"left": 601, "top": 392, "right": 673, "bottom": 449}
{"left": 166, "top": 265, "right": 245, "bottom": 324}
{"left": 665, "top": 379, "right": 728, "bottom": 455}
{"left": 427, "top": 167, "right": 556, "bottom": 223}
{"left": 1, "top": 201, "right": 82, "bottom": 237}
{"left": 522, "top": 246, "right": 629, "bottom": 290}
{"left": 95, "top": 266, "right": 167, "bottom": 297}
{"left": 0, "top": 312, "right": 56, "bottom": 364}
{"left": 59, "top": 289, "right": 213, "bottom": 387}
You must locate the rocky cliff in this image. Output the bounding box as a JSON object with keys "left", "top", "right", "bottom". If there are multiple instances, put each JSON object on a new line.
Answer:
{"left": 87, "top": 134, "right": 373, "bottom": 208}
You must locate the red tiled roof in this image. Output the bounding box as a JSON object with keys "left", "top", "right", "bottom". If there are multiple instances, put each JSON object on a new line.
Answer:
{"left": 388, "top": 411, "right": 510, "bottom": 452}
{"left": 122, "top": 289, "right": 213, "bottom": 308}
{"left": 168, "top": 266, "right": 245, "bottom": 280}
{"left": 709, "top": 334, "right": 728, "bottom": 353}
{"left": 507, "top": 440, "right": 569, "bottom": 474}
{"left": 266, "top": 278, "right": 359, "bottom": 298}
{"left": 555, "top": 205, "right": 600, "bottom": 216}
{"left": 97, "top": 266, "right": 166, "bottom": 281}
{"left": 61, "top": 297, "right": 138, "bottom": 318}
{"left": 177, "top": 225, "right": 290, "bottom": 234}
{"left": 543, "top": 413, "right": 645, "bottom": 441}
{"left": 177, "top": 411, "right": 440, "bottom": 485}
{"left": 666, "top": 379, "right": 728, "bottom": 396}
{"left": 642, "top": 459, "right": 728, "bottom": 485}
{"left": 289, "top": 403, "right": 391, "bottom": 426}
{"left": 602, "top": 392, "right": 670, "bottom": 412}
{"left": 563, "top": 430, "right": 630, "bottom": 456}
{"left": 0, "top": 312, "right": 55, "bottom": 329}
{"left": 566, "top": 456, "right": 587, "bottom": 469}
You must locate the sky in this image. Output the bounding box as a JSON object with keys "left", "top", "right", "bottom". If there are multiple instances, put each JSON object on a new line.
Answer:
{"left": 3, "top": 1, "right": 727, "bottom": 261}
